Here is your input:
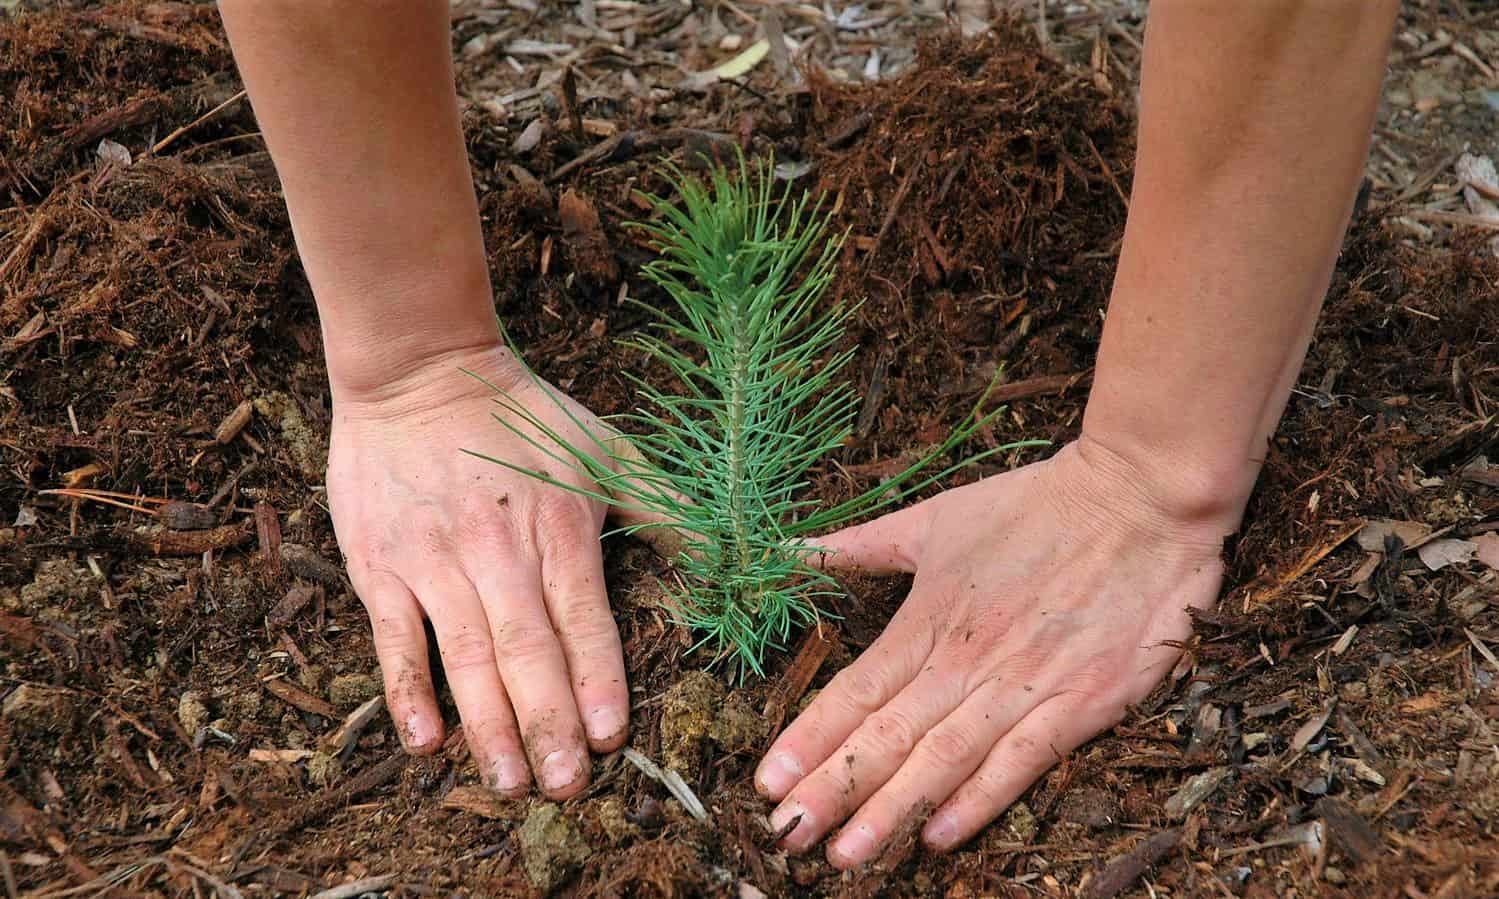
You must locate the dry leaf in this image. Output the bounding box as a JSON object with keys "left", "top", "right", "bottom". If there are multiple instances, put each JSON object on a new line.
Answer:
{"left": 1356, "top": 519, "right": 1431, "bottom": 552}
{"left": 1417, "top": 538, "right": 1476, "bottom": 571}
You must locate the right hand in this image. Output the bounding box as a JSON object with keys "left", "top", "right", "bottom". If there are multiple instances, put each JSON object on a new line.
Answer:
{"left": 326, "top": 341, "right": 635, "bottom": 799}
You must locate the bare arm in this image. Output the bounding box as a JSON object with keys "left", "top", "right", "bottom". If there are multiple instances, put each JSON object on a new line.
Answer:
{"left": 217, "top": 0, "right": 499, "bottom": 398}
{"left": 1083, "top": 0, "right": 1399, "bottom": 528}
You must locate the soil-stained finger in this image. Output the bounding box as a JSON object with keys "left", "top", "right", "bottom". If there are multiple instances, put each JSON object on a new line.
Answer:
{"left": 352, "top": 570, "right": 443, "bottom": 755}
{"left": 539, "top": 528, "right": 630, "bottom": 752}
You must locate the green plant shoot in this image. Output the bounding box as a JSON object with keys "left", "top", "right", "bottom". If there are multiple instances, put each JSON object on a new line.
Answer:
{"left": 465, "top": 158, "right": 1043, "bottom": 679}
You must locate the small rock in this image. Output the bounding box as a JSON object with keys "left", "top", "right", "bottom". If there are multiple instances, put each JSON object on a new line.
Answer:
{"left": 2, "top": 684, "right": 78, "bottom": 733}
{"left": 660, "top": 670, "right": 724, "bottom": 780}
{"left": 1324, "top": 866, "right": 1346, "bottom": 885}
{"left": 178, "top": 691, "right": 210, "bottom": 734}
{"left": 518, "top": 803, "right": 590, "bottom": 893}
{"left": 305, "top": 751, "right": 343, "bottom": 788}
{"left": 710, "top": 691, "right": 767, "bottom": 754}
{"left": 19, "top": 560, "right": 95, "bottom": 610}
{"left": 328, "top": 673, "right": 381, "bottom": 709}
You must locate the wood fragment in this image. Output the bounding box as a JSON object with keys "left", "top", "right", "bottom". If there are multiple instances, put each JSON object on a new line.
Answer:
{"left": 308, "top": 875, "right": 397, "bottom": 899}
{"left": 266, "top": 585, "right": 320, "bottom": 629}
{"left": 214, "top": 399, "right": 254, "bottom": 444}
{"left": 267, "top": 750, "right": 407, "bottom": 839}
{"left": 279, "top": 543, "right": 346, "bottom": 588}
{"left": 1082, "top": 828, "right": 1182, "bottom": 899}
{"left": 763, "top": 623, "right": 837, "bottom": 736}
{"left": 440, "top": 786, "right": 521, "bottom": 820}
{"left": 128, "top": 521, "right": 253, "bottom": 556}
{"left": 254, "top": 503, "right": 282, "bottom": 572}
{"left": 262, "top": 678, "right": 338, "bottom": 719}
{"left": 865, "top": 157, "right": 922, "bottom": 265}
{"left": 320, "top": 696, "right": 385, "bottom": 756}
{"left": 247, "top": 748, "right": 315, "bottom": 764}
{"left": 156, "top": 500, "right": 219, "bottom": 531}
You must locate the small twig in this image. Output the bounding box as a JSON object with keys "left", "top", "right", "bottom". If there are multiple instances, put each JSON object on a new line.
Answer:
{"left": 308, "top": 875, "right": 397, "bottom": 899}
{"left": 151, "top": 89, "right": 247, "bottom": 155}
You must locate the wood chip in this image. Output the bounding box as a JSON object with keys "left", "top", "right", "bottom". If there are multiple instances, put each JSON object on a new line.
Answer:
{"left": 248, "top": 748, "right": 315, "bottom": 764}
{"left": 263, "top": 678, "right": 338, "bottom": 719}
{"left": 1163, "top": 767, "right": 1229, "bottom": 819}
{"left": 1291, "top": 703, "right": 1335, "bottom": 753}
{"left": 1082, "top": 828, "right": 1182, "bottom": 899}
{"left": 440, "top": 785, "right": 521, "bottom": 820}
{"left": 763, "top": 623, "right": 836, "bottom": 737}
{"left": 266, "top": 585, "right": 321, "bottom": 629}
{"left": 214, "top": 399, "right": 253, "bottom": 444}
{"left": 320, "top": 696, "right": 385, "bottom": 756}
{"left": 1417, "top": 538, "right": 1476, "bottom": 571}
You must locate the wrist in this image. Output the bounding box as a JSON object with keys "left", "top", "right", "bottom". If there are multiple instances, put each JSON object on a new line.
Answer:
{"left": 323, "top": 319, "right": 517, "bottom": 411}
{"left": 1069, "top": 426, "right": 1254, "bottom": 539}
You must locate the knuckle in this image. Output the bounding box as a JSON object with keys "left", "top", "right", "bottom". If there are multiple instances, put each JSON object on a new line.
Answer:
{"left": 831, "top": 666, "right": 888, "bottom": 713}
{"left": 554, "top": 601, "right": 616, "bottom": 648}
{"left": 922, "top": 721, "right": 979, "bottom": 767}
{"left": 440, "top": 627, "right": 496, "bottom": 675}
{"left": 492, "top": 620, "right": 558, "bottom": 662}
{"left": 862, "top": 708, "right": 921, "bottom": 757}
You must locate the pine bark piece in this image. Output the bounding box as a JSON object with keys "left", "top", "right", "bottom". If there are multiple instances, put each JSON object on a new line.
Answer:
{"left": 558, "top": 189, "right": 619, "bottom": 284}
{"left": 263, "top": 678, "right": 338, "bottom": 719}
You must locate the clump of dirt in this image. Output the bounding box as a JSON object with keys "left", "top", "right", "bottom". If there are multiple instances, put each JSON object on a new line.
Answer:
{"left": 658, "top": 668, "right": 724, "bottom": 781}
{"left": 519, "top": 803, "right": 592, "bottom": 892}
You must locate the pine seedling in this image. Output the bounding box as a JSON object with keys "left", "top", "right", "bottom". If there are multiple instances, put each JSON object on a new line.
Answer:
{"left": 466, "top": 158, "right": 1042, "bottom": 679}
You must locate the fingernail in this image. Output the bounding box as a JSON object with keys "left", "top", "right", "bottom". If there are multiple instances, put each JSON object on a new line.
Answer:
{"left": 402, "top": 711, "right": 436, "bottom": 751}
{"left": 587, "top": 706, "right": 626, "bottom": 743}
{"left": 770, "top": 801, "right": 814, "bottom": 850}
{"left": 924, "top": 810, "right": 959, "bottom": 849}
{"left": 756, "top": 751, "right": 804, "bottom": 798}
{"left": 540, "top": 749, "right": 584, "bottom": 793}
{"left": 832, "top": 824, "right": 878, "bottom": 867}
{"left": 488, "top": 756, "right": 529, "bottom": 795}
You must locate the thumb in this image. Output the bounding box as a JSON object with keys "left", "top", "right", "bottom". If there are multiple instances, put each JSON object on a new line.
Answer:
{"left": 804, "top": 499, "right": 934, "bottom": 575}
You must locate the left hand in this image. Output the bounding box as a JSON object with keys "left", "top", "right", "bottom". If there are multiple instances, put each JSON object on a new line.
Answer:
{"left": 754, "top": 436, "right": 1231, "bottom": 867}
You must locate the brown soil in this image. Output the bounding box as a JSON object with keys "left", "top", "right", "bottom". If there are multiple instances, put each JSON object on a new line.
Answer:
{"left": 3, "top": 5, "right": 1498, "bottom": 898}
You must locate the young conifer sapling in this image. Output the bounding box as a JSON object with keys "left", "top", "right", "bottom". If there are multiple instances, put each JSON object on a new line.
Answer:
{"left": 466, "top": 159, "right": 1042, "bottom": 679}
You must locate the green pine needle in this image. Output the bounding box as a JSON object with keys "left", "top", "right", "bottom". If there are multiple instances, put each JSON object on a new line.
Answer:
{"left": 465, "top": 156, "right": 1045, "bottom": 680}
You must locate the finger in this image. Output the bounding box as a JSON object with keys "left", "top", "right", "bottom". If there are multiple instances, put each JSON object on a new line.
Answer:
{"left": 755, "top": 604, "right": 933, "bottom": 801}
{"left": 539, "top": 514, "right": 629, "bottom": 752}
{"left": 418, "top": 573, "right": 531, "bottom": 796}
{"left": 476, "top": 561, "right": 591, "bottom": 800}
{"left": 826, "top": 675, "right": 1036, "bottom": 868}
{"left": 805, "top": 500, "right": 933, "bottom": 574}
{"left": 353, "top": 570, "right": 443, "bottom": 755}
{"left": 767, "top": 663, "right": 963, "bottom": 853}
{"left": 922, "top": 694, "right": 1113, "bottom": 852}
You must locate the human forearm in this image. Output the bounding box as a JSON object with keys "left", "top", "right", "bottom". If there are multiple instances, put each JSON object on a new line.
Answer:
{"left": 1081, "top": 1, "right": 1397, "bottom": 529}
{"left": 218, "top": 0, "right": 499, "bottom": 399}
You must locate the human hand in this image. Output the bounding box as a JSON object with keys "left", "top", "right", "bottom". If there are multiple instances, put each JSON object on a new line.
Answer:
{"left": 326, "top": 342, "right": 633, "bottom": 800}
{"left": 755, "top": 436, "right": 1232, "bottom": 866}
